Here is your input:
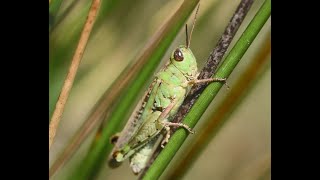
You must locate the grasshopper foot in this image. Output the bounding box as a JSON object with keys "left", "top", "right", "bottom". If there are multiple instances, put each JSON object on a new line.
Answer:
{"left": 160, "top": 122, "right": 195, "bottom": 148}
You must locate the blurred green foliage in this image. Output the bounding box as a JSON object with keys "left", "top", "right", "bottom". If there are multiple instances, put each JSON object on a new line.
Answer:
{"left": 49, "top": 0, "right": 270, "bottom": 179}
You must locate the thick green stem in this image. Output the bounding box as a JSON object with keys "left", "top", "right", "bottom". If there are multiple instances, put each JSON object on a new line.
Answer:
{"left": 166, "top": 33, "right": 270, "bottom": 179}
{"left": 142, "top": 0, "right": 271, "bottom": 179}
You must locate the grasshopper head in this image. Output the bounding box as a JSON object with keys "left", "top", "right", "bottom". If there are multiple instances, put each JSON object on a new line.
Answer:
{"left": 170, "top": 45, "right": 198, "bottom": 78}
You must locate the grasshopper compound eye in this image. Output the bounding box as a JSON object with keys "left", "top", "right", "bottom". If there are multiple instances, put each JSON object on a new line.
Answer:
{"left": 173, "top": 48, "right": 184, "bottom": 61}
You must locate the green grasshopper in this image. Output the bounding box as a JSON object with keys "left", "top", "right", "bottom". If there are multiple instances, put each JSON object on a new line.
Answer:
{"left": 109, "top": 4, "right": 226, "bottom": 174}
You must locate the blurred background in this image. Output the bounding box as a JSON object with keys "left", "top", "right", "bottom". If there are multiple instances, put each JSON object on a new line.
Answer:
{"left": 49, "top": 0, "right": 270, "bottom": 179}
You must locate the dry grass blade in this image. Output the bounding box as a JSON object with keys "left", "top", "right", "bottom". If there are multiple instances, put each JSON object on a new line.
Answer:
{"left": 49, "top": 0, "right": 101, "bottom": 150}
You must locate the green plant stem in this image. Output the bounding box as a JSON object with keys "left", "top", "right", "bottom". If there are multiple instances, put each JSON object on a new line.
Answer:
{"left": 139, "top": 0, "right": 254, "bottom": 177}
{"left": 142, "top": 0, "right": 271, "bottom": 179}
{"left": 166, "top": 33, "right": 270, "bottom": 179}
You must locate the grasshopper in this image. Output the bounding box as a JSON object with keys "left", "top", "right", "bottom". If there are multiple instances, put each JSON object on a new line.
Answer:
{"left": 109, "top": 3, "right": 226, "bottom": 174}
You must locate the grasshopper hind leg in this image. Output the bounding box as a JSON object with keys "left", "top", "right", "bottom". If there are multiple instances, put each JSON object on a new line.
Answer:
{"left": 129, "top": 136, "right": 160, "bottom": 175}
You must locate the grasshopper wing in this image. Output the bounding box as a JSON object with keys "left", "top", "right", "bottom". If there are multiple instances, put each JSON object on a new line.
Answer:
{"left": 108, "top": 78, "right": 161, "bottom": 167}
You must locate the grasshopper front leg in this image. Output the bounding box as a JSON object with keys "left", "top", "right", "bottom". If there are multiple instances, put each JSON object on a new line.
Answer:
{"left": 189, "top": 77, "right": 229, "bottom": 89}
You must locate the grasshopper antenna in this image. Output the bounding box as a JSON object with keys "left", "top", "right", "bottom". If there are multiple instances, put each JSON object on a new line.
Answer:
{"left": 185, "top": 24, "right": 189, "bottom": 47}
{"left": 187, "top": 3, "right": 200, "bottom": 48}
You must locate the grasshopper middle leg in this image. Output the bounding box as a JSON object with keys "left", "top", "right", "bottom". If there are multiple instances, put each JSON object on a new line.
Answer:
{"left": 155, "top": 98, "right": 194, "bottom": 148}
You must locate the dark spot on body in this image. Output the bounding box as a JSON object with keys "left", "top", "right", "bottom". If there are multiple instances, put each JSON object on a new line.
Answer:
{"left": 110, "top": 135, "right": 119, "bottom": 144}
{"left": 112, "top": 151, "right": 119, "bottom": 159}
{"left": 155, "top": 106, "right": 163, "bottom": 112}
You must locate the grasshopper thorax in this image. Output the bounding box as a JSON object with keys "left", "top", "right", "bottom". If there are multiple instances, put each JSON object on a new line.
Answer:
{"left": 170, "top": 45, "right": 198, "bottom": 78}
